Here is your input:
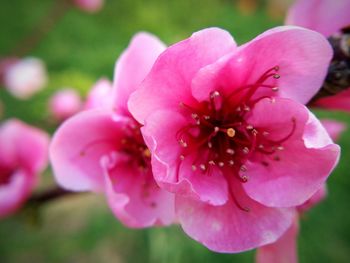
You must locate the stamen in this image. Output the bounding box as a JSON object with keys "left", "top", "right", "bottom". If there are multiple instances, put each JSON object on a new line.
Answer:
{"left": 242, "top": 147, "right": 249, "bottom": 154}
{"left": 227, "top": 128, "right": 236, "bottom": 137}
{"left": 180, "top": 139, "right": 188, "bottom": 147}
{"left": 240, "top": 165, "right": 247, "bottom": 172}
{"left": 209, "top": 160, "right": 216, "bottom": 165}
{"left": 218, "top": 162, "right": 224, "bottom": 167}
{"left": 143, "top": 149, "right": 151, "bottom": 158}
{"left": 200, "top": 164, "right": 206, "bottom": 171}
{"left": 226, "top": 148, "right": 235, "bottom": 155}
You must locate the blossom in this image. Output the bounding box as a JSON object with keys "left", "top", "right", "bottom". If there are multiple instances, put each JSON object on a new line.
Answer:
{"left": 256, "top": 120, "right": 345, "bottom": 263}
{"left": 73, "top": 0, "right": 104, "bottom": 13}
{"left": 3, "top": 57, "right": 48, "bottom": 99}
{"left": 286, "top": 0, "right": 350, "bottom": 113}
{"left": 286, "top": 0, "right": 350, "bottom": 37}
{"left": 0, "top": 119, "right": 49, "bottom": 218}
{"left": 128, "top": 27, "right": 340, "bottom": 252}
{"left": 50, "top": 32, "right": 175, "bottom": 228}
{"left": 84, "top": 78, "right": 113, "bottom": 110}
{"left": 49, "top": 88, "right": 82, "bottom": 121}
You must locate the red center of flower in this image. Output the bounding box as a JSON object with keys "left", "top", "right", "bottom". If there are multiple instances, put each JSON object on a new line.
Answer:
{"left": 119, "top": 120, "right": 151, "bottom": 171}
{"left": 176, "top": 66, "right": 296, "bottom": 210}
{"left": 0, "top": 163, "right": 14, "bottom": 186}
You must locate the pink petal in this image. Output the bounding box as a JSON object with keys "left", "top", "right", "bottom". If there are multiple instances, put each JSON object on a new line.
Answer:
{"left": 313, "top": 88, "right": 350, "bottom": 112}
{"left": 176, "top": 180, "right": 294, "bottom": 253}
{"left": 0, "top": 119, "right": 49, "bottom": 173}
{"left": 193, "top": 26, "right": 332, "bottom": 105}
{"left": 256, "top": 216, "right": 299, "bottom": 263}
{"left": 4, "top": 57, "right": 47, "bottom": 100}
{"left": 297, "top": 184, "right": 327, "bottom": 212}
{"left": 84, "top": 78, "right": 113, "bottom": 110}
{"left": 128, "top": 28, "right": 237, "bottom": 124}
{"left": 142, "top": 110, "right": 228, "bottom": 206}
{"left": 49, "top": 88, "right": 82, "bottom": 121}
{"left": 102, "top": 158, "right": 175, "bottom": 228}
{"left": 321, "top": 119, "right": 346, "bottom": 141}
{"left": 113, "top": 32, "right": 166, "bottom": 115}
{"left": 50, "top": 110, "right": 127, "bottom": 191}
{"left": 243, "top": 98, "right": 340, "bottom": 207}
{"left": 0, "top": 170, "right": 35, "bottom": 218}
{"left": 286, "top": 0, "right": 350, "bottom": 37}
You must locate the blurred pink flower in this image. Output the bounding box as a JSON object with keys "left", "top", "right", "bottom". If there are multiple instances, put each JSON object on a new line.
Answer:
{"left": 286, "top": 0, "right": 350, "bottom": 113}
{"left": 73, "top": 0, "right": 104, "bottom": 13}
{"left": 49, "top": 88, "right": 82, "bottom": 121}
{"left": 50, "top": 32, "right": 175, "bottom": 228}
{"left": 256, "top": 120, "right": 345, "bottom": 263}
{"left": 0, "top": 57, "right": 18, "bottom": 86}
{"left": 128, "top": 27, "right": 340, "bottom": 252}
{"left": 84, "top": 78, "right": 113, "bottom": 110}
{"left": 286, "top": 0, "right": 350, "bottom": 37}
{"left": 0, "top": 119, "right": 49, "bottom": 218}
{"left": 3, "top": 57, "right": 48, "bottom": 100}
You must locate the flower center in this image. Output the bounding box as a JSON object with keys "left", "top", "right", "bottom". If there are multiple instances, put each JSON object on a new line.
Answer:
{"left": 119, "top": 121, "right": 151, "bottom": 171}
{"left": 176, "top": 66, "right": 296, "bottom": 194}
{"left": 0, "top": 163, "right": 14, "bottom": 186}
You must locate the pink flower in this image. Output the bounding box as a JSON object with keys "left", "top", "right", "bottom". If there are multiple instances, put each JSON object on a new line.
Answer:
{"left": 286, "top": 0, "right": 350, "bottom": 113}
{"left": 50, "top": 32, "right": 175, "bottom": 228}
{"left": 0, "top": 119, "right": 49, "bottom": 218}
{"left": 84, "top": 78, "right": 113, "bottom": 110}
{"left": 49, "top": 88, "right": 82, "bottom": 121}
{"left": 73, "top": 0, "right": 104, "bottom": 13}
{"left": 286, "top": 0, "right": 350, "bottom": 37}
{"left": 256, "top": 120, "right": 345, "bottom": 263}
{"left": 3, "top": 57, "right": 48, "bottom": 100}
{"left": 128, "top": 27, "right": 340, "bottom": 252}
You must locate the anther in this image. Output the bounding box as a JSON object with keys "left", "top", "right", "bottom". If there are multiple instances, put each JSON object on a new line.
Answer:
{"left": 204, "top": 115, "right": 210, "bottom": 120}
{"left": 236, "top": 106, "right": 241, "bottom": 112}
{"left": 258, "top": 144, "right": 264, "bottom": 149}
{"left": 244, "top": 106, "right": 250, "bottom": 111}
{"left": 228, "top": 160, "right": 234, "bottom": 166}
{"left": 200, "top": 164, "right": 206, "bottom": 171}
{"left": 263, "top": 131, "right": 269, "bottom": 136}
{"left": 242, "top": 147, "right": 249, "bottom": 154}
{"left": 271, "top": 87, "right": 279, "bottom": 92}
{"left": 218, "top": 162, "right": 224, "bottom": 167}
{"left": 252, "top": 129, "right": 258, "bottom": 136}
{"left": 192, "top": 165, "right": 197, "bottom": 171}
{"left": 210, "top": 91, "right": 220, "bottom": 98}
{"left": 240, "top": 165, "right": 247, "bottom": 172}
{"left": 196, "top": 120, "right": 201, "bottom": 125}
{"left": 273, "top": 74, "right": 280, "bottom": 79}
{"left": 274, "top": 66, "right": 280, "bottom": 71}
{"left": 208, "top": 142, "right": 213, "bottom": 148}
{"left": 226, "top": 148, "right": 235, "bottom": 155}
{"left": 240, "top": 175, "right": 249, "bottom": 182}
{"left": 179, "top": 155, "right": 185, "bottom": 160}
{"left": 277, "top": 146, "right": 284, "bottom": 151}
{"left": 209, "top": 160, "right": 215, "bottom": 165}
{"left": 227, "top": 128, "right": 236, "bottom": 137}
{"left": 180, "top": 139, "right": 188, "bottom": 147}
{"left": 143, "top": 149, "right": 151, "bottom": 158}
{"left": 191, "top": 113, "right": 198, "bottom": 119}
{"left": 214, "top": 127, "right": 220, "bottom": 133}
{"left": 246, "top": 125, "right": 253, "bottom": 130}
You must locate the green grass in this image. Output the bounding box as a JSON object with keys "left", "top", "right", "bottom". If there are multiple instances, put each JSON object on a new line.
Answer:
{"left": 1, "top": 0, "right": 350, "bottom": 262}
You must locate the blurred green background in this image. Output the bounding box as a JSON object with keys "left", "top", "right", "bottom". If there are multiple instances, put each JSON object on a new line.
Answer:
{"left": 1, "top": 0, "right": 350, "bottom": 262}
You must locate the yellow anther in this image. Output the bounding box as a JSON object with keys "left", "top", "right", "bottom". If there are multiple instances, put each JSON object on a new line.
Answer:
{"left": 143, "top": 148, "right": 151, "bottom": 158}
{"left": 227, "top": 128, "right": 236, "bottom": 138}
